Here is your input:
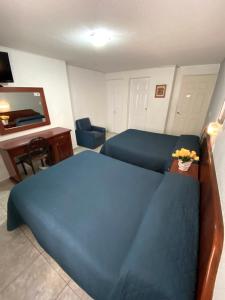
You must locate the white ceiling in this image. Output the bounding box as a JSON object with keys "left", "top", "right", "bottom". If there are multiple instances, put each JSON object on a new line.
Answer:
{"left": 0, "top": 0, "right": 225, "bottom": 72}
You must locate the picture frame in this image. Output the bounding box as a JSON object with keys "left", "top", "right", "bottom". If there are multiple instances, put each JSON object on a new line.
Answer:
{"left": 155, "top": 84, "right": 167, "bottom": 98}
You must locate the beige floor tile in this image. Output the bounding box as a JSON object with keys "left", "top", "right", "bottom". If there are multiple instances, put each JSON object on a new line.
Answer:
{"left": 106, "top": 132, "right": 116, "bottom": 140}
{"left": 0, "top": 179, "right": 14, "bottom": 193}
{"left": 69, "top": 280, "right": 86, "bottom": 298}
{"left": 0, "top": 255, "right": 66, "bottom": 300}
{"left": 20, "top": 224, "right": 44, "bottom": 253}
{"left": 74, "top": 145, "right": 101, "bottom": 155}
{"left": 81, "top": 290, "right": 94, "bottom": 300}
{"left": 74, "top": 147, "right": 86, "bottom": 155}
{"left": 0, "top": 191, "right": 10, "bottom": 225}
{"left": 0, "top": 190, "right": 10, "bottom": 200}
{"left": 0, "top": 223, "right": 39, "bottom": 293}
{"left": 57, "top": 286, "right": 81, "bottom": 300}
{"left": 0, "top": 207, "right": 7, "bottom": 225}
{"left": 68, "top": 280, "right": 93, "bottom": 299}
{"left": 42, "top": 251, "right": 71, "bottom": 283}
{"left": 0, "top": 191, "right": 10, "bottom": 211}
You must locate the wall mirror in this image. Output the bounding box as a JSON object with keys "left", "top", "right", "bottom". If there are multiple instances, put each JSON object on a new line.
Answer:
{"left": 0, "top": 87, "right": 50, "bottom": 135}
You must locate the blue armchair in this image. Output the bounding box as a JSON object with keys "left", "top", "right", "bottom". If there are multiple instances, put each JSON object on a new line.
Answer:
{"left": 75, "top": 118, "right": 106, "bottom": 149}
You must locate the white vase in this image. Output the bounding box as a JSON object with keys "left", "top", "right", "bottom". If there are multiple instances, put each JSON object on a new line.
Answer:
{"left": 178, "top": 159, "right": 192, "bottom": 172}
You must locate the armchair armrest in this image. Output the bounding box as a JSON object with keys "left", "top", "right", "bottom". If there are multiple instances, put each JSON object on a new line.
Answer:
{"left": 91, "top": 125, "right": 106, "bottom": 133}
{"left": 76, "top": 129, "right": 95, "bottom": 139}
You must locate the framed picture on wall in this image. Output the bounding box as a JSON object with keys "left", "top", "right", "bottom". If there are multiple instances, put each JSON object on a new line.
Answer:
{"left": 155, "top": 84, "right": 167, "bottom": 98}
{"left": 218, "top": 100, "right": 225, "bottom": 124}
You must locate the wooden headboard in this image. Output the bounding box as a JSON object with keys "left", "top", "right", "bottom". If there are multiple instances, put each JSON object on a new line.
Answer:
{"left": 197, "top": 136, "right": 224, "bottom": 300}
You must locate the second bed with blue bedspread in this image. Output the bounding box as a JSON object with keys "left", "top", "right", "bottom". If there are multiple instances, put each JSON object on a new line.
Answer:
{"left": 101, "top": 129, "right": 200, "bottom": 172}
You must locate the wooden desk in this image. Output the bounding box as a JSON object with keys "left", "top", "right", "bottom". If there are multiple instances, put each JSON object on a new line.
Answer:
{"left": 170, "top": 159, "right": 199, "bottom": 180}
{"left": 0, "top": 127, "right": 73, "bottom": 182}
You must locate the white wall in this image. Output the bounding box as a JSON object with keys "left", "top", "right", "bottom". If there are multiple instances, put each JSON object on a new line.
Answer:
{"left": 205, "top": 60, "right": 225, "bottom": 125}
{"left": 166, "top": 64, "right": 220, "bottom": 135}
{"left": 67, "top": 66, "right": 107, "bottom": 127}
{"left": 213, "top": 128, "right": 225, "bottom": 300}
{"left": 0, "top": 46, "right": 75, "bottom": 181}
{"left": 202, "top": 59, "right": 225, "bottom": 300}
{"left": 106, "top": 66, "right": 176, "bottom": 133}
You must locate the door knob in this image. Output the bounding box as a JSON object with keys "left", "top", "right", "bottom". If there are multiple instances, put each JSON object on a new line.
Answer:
{"left": 176, "top": 111, "right": 181, "bottom": 115}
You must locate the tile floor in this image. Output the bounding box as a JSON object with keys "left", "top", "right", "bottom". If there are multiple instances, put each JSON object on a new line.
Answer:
{"left": 0, "top": 132, "right": 116, "bottom": 300}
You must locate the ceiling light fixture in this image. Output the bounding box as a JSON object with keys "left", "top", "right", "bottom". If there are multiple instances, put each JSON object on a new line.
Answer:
{"left": 89, "top": 29, "right": 112, "bottom": 47}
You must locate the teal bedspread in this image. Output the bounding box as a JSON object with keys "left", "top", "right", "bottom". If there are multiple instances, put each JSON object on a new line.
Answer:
{"left": 7, "top": 151, "right": 199, "bottom": 300}
{"left": 101, "top": 129, "right": 200, "bottom": 172}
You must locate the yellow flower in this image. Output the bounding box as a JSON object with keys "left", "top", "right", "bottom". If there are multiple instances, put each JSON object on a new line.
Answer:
{"left": 180, "top": 148, "right": 188, "bottom": 157}
{"left": 172, "top": 148, "right": 200, "bottom": 161}
{"left": 179, "top": 149, "right": 184, "bottom": 156}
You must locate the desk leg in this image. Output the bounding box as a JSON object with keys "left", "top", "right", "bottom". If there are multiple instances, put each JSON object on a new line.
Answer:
{"left": 0, "top": 150, "right": 21, "bottom": 182}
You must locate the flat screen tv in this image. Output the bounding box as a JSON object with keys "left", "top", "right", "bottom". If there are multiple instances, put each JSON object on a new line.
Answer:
{"left": 0, "top": 51, "right": 14, "bottom": 83}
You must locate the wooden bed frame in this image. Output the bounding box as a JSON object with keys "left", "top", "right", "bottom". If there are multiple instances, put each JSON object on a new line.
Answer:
{"left": 197, "top": 136, "right": 224, "bottom": 300}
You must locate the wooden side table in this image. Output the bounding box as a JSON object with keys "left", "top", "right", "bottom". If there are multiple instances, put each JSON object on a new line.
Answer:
{"left": 170, "top": 159, "right": 199, "bottom": 180}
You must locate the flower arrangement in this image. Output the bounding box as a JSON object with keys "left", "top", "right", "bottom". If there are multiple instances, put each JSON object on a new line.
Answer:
{"left": 172, "top": 148, "right": 199, "bottom": 162}
{"left": 172, "top": 148, "right": 199, "bottom": 171}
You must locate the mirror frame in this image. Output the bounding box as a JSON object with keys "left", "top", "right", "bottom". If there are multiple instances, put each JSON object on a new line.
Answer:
{"left": 0, "top": 87, "right": 50, "bottom": 135}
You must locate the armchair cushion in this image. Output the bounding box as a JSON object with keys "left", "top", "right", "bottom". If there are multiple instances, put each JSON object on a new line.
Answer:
{"left": 76, "top": 118, "right": 92, "bottom": 131}
{"left": 91, "top": 125, "right": 106, "bottom": 133}
{"left": 91, "top": 131, "right": 104, "bottom": 138}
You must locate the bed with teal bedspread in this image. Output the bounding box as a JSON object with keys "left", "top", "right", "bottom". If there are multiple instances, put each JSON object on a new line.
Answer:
{"left": 100, "top": 129, "right": 200, "bottom": 172}
{"left": 7, "top": 151, "right": 199, "bottom": 300}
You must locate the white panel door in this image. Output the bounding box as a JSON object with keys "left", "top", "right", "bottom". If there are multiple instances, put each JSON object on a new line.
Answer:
{"left": 128, "top": 77, "right": 151, "bottom": 130}
{"left": 172, "top": 74, "right": 216, "bottom": 135}
{"left": 107, "top": 80, "right": 127, "bottom": 133}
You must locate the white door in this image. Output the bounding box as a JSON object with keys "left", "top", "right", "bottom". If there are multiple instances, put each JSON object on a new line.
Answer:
{"left": 107, "top": 80, "right": 127, "bottom": 133}
{"left": 128, "top": 77, "right": 151, "bottom": 130}
{"left": 172, "top": 74, "right": 216, "bottom": 135}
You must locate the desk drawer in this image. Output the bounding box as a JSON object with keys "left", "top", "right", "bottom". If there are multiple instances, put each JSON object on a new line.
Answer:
{"left": 8, "top": 146, "right": 26, "bottom": 158}
{"left": 51, "top": 132, "right": 73, "bottom": 162}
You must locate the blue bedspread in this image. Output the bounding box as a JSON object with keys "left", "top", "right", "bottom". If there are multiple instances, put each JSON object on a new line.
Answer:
{"left": 109, "top": 172, "right": 199, "bottom": 300}
{"left": 101, "top": 129, "right": 200, "bottom": 172}
{"left": 7, "top": 151, "right": 199, "bottom": 300}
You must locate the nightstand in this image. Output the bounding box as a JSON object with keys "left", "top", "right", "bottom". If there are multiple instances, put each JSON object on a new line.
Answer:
{"left": 170, "top": 159, "right": 199, "bottom": 180}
